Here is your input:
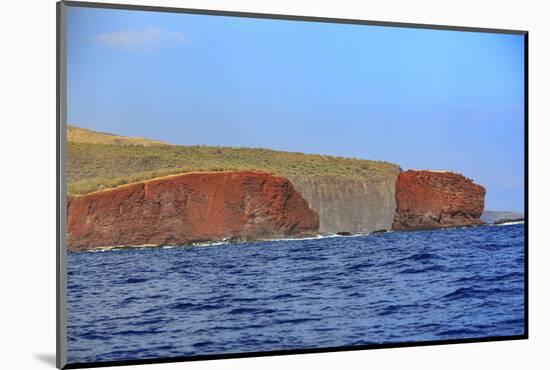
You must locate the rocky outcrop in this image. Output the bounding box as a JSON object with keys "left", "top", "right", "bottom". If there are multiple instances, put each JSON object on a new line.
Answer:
{"left": 392, "top": 170, "right": 485, "bottom": 231}
{"left": 289, "top": 175, "right": 399, "bottom": 235}
{"left": 67, "top": 171, "right": 319, "bottom": 252}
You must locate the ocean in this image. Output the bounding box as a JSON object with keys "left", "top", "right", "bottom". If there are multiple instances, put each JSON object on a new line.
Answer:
{"left": 67, "top": 223, "right": 525, "bottom": 364}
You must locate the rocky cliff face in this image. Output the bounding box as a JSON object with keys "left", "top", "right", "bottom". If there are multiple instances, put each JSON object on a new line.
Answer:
{"left": 289, "top": 175, "right": 399, "bottom": 234}
{"left": 392, "top": 170, "right": 485, "bottom": 231}
{"left": 67, "top": 171, "right": 319, "bottom": 252}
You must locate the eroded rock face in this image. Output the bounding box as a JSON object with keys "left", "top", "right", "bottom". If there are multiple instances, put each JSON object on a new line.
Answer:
{"left": 67, "top": 171, "right": 319, "bottom": 251}
{"left": 289, "top": 175, "right": 399, "bottom": 235}
{"left": 392, "top": 170, "right": 485, "bottom": 231}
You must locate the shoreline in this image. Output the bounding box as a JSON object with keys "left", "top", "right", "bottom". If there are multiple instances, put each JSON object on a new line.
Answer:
{"left": 67, "top": 222, "right": 524, "bottom": 254}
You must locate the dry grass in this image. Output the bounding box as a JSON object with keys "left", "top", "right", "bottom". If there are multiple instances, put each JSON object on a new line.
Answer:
{"left": 67, "top": 126, "right": 401, "bottom": 195}
{"left": 68, "top": 125, "right": 169, "bottom": 147}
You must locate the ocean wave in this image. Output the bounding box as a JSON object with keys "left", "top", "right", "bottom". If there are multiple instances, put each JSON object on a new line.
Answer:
{"left": 270, "top": 293, "right": 296, "bottom": 300}
{"left": 111, "top": 328, "right": 166, "bottom": 336}
{"left": 377, "top": 303, "right": 422, "bottom": 316}
{"left": 268, "top": 233, "right": 367, "bottom": 243}
{"left": 494, "top": 221, "right": 524, "bottom": 226}
{"left": 442, "top": 286, "right": 519, "bottom": 300}
{"left": 399, "top": 265, "right": 443, "bottom": 274}
{"left": 347, "top": 262, "right": 376, "bottom": 271}
{"left": 67, "top": 224, "right": 525, "bottom": 363}
{"left": 193, "top": 341, "right": 216, "bottom": 349}
{"left": 78, "top": 231, "right": 387, "bottom": 254}
{"left": 436, "top": 328, "right": 483, "bottom": 337}
{"left": 498, "top": 318, "right": 525, "bottom": 326}
{"left": 168, "top": 302, "right": 221, "bottom": 311}
{"left": 442, "top": 287, "right": 483, "bottom": 300}
{"left": 273, "top": 317, "right": 319, "bottom": 325}
{"left": 398, "top": 252, "right": 445, "bottom": 262}
{"left": 123, "top": 277, "right": 148, "bottom": 284}
{"left": 228, "top": 307, "right": 277, "bottom": 315}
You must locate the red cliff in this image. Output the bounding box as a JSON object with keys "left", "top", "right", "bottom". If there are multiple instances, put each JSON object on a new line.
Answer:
{"left": 67, "top": 171, "right": 319, "bottom": 252}
{"left": 392, "top": 170, "right": 485, "bottom": 231}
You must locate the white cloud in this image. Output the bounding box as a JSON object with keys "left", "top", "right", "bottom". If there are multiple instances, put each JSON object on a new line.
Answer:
{"left": 94, "top": 28, "right": 185, "bottom": 51}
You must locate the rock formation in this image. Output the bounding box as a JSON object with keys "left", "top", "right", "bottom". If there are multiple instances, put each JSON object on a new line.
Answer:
{"left": 289, "top": 175, "right": 399, "bottom": 235}
{"left": 67, "top": 171, "right": 319, "bottom": 252}
{"left": 392, "top": 170, "right": 485, "bottom": 230}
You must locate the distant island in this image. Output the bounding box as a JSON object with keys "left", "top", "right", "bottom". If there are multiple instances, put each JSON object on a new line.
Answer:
{"left": 67, "top": 125, "right": 489, "bottom": 252}
{"left": 481, "top": 210, "right": 524, "bottom": 224}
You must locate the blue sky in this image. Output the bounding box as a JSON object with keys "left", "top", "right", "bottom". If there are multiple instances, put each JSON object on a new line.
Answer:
{"left": 67, "top": 6, "right": 525, "bottom": 212}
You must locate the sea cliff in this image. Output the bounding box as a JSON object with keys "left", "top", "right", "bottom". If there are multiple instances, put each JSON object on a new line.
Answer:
{"left": 66, "top": 127, "right": 489, "bottom": 251}
{"left": 392, "top": 170, "right": 486, "bottom": 230}
{"left": 289, "top": 175, "right": 398, "bottom": 234}
{"left": 67, "top": 171, "right": 319, "bottom": 252}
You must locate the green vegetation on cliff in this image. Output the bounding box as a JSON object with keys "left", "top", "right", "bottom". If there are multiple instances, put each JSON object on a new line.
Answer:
{"left": 67, "top": 126, "right": 401, "bottom": 195}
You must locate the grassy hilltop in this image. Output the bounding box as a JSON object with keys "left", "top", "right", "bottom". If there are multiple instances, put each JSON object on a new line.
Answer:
{"left": 67, "top": 126, "right": 401, "bottom": 195}
{"left": 68, "top": 125, "right": 169, "bottom": 147}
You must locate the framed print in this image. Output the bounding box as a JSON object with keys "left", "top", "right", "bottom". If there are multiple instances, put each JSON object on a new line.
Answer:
{"left": 57, "top": 1, "right": 528, "bottom": 368}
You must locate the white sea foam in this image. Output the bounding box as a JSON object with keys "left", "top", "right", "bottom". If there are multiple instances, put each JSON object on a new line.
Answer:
{"left": 79, "top": 232, "right": 383, "bottom": 253}
{"left": 192, "top": 241, "right": 229, "bottom": 247}
{"left": 88, "top": 247, "right": 124, "bottom": 253}
{"left": 268, "top": 233, "right": 372, "bottom": 243}
{"left": 494, "top": 221, "right": 524, "bottom": 226}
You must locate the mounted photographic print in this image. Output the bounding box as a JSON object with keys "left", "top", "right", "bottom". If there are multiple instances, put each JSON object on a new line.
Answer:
{"left": 56, "top": 1, "right": 528, "bottom": 368}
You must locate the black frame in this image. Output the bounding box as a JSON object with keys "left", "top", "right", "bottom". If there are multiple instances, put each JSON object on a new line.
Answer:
{"left": 56, "top": 1, "right": 529, "bottom": 368}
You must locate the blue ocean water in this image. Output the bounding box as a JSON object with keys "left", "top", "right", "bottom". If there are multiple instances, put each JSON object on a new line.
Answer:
{"left": 67, "top": 223, "right": 525, "bottom": 364}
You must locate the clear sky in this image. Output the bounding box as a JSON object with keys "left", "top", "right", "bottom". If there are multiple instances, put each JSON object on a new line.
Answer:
{"left": 67, "top": 6, "right": 525, "bottom": 212}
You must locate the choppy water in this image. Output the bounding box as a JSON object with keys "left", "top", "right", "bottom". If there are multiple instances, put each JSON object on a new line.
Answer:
{"left": 67, "top": 224, "right": 525, "bottom": 364}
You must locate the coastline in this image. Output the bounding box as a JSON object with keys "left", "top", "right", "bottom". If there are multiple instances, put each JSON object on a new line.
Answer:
{"left": 66, "top": 170, "right": 487, "bottom": 252}
{"left": 68, "top": 222, "right": 524, "bottom": 254}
